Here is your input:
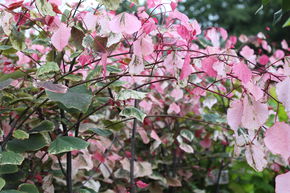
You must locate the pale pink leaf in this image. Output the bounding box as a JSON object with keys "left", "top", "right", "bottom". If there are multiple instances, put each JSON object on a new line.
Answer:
{"left": 227, "top": 100, "right": 243, "bottom": 131}
{"left": 264, "top": 122, "right": 290, "bottom": 161}
{"left": 240, "top": 46, "right": 256, "bottom": 64}
{"left": 276, "top": 171, "right": 290, "bottom": 193}
{"left": 179, "top": 143, "right": 194, "bottom": 153}
{"left": 170, "top": 87, "right": 183, "bottom": 101}
{"left": 244, "top": 81, "right": 264, "bottom": 101}
{"left": 241, "top": 96, "right": 268, "bottom": 130}
{"left": 245, "top": 143, "right": 267, "bottom": 172}
{"left": 110, "top": 13, "right": 141, "bottom": 34}
{"left": 36, "top": 81, "right": 68, "bottom": 93}
{"left": 83, "top": 12, "right": 98, "bottom": 31}
{"left": 133, "top": 36, "right": 154, "bottom": 57}
{"left": 276, "top": 77, "right": 290, "bottom": 112}
{"left": 51, "top": 23, "right": 71, "bottom": 51}
{"left": 232, "top": 62, "right": 252, "bottom": 84}
{"left": 167, "top": 103, "right": 181, "bottom": 114}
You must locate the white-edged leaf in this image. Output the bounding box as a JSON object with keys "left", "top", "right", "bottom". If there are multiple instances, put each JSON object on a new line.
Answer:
{"left": 180, "top": 129, "right": 194, "bottom": 142}
{"left": 120, "top": 107, "right": 146, "bottom": 122}
{"left": 117, "top": 89, "right": 147, "bottom": 100}
{"left": 0, "top": 151, "right": 24, "bottom": 165}
{"left": 46, "top": 85, "right": 93, "bottom": 113}
{"left": 48, "top": 136, "right": 89, "bottom": 154}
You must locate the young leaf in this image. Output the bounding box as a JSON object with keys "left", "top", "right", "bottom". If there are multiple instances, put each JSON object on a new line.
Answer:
{"left": 117, "top": 89, "right": 147, "bottom": 100}
{"left": 13, "top": 130, "right": 29, "bottom": 140}
{"left": 0, "top": 178, "right": 5, "bottom": 191}
{"left": 36, "top": 62, "right": 60, "bottom": 79}
{"left": 46, "top": 85, "right": 93, "bottom": 113}
{"left": 120, "top": 107, "right": 146, "bottom": 122}
{"left": 35, "top": 0, "right": 56, "bottom": 16}
{"left": 48, "top": 136, "right": 89, "bottom": 154}
{"left": 10, "top": 27, "right": 26, "bottom": 51}
{"left": 0, "top": 151, "right": 24, "bottom": 165}
{"left": 283, "top": 17, "right": 290, "bottom": 27}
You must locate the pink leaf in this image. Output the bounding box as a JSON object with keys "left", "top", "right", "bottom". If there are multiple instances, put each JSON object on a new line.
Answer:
{"left": 83, "top": 12, "right": 98, "bottom": 31}
{"left": 136, "top": 180, "right": 149, "bottom": 188}
{"left": 245, "top": 143, "right": 267, "bottom": 172}
{"left": 167, "top": 103, "right": 181, "bottom": 114}
{"left": 101, "top": 52, "right": 108, "bottom": 77}
{"left": 201, "top": 56, "right": 218, "bottom": 77}
{"left": 241, "top": 96, "right": 268, "bottom": 130}
{"left": 227, "top": 100, "right": 243, "bottom": 130}
{"left": 170, "top": 87, "right": 183, "bottom": 101}
{"left": 180, "top": 53, "right": 192, "bottom": 80}
{"left": 51, "top": 23, "right": 71, "bottom": 51}
{"left": 110, "top": 13, "right": 141, "bottom": 34}
{"left": 133, "top": 36, "right": 154, "bottom": 57}
{"left": 240, "top": 46, "right": 256, "bottom": 64}
{"left": 150, "top": 130, "right": 161, "bottom": 142}
{"left": 232, "top": 62, "right": 252, "bottom": 84}
{"left": 276, "top": 171, "right": 290, "bottom": 193}
{"left": 264, "top": 122, "right": 290, "bottom": 161}
{"left": 244, "top": 81, "right": 264, "bottom": 101}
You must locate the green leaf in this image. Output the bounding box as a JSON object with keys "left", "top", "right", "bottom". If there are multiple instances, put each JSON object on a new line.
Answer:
{"left": 106, "top": 65, "right": 123, "bottom": 73}
{"left": 180, "top": 129, "right": 194, "bottom": 142}
{"left": 117, "top": 89, "right": 147, "bottom": 100}
{"left": 88, "top": 128, "right": 113, "bottom": 137}
{"left": 283, "top": 17, "right": 290, "bottom": 27}
{"left": 29, "top": 120, "right": 54, "bottom": 134}
{"left": 102, "top": 120, "right": 124, "bottom": 131}
{"left": 36, "top": 62, "right": 60, "bottom": 79}
{"left": 0, "top": 165, "right": 18, "bottom": 175}
{"left": 282, "top": 0, "right": 290, "bottom": 11}
{"left": 18, "top": 183, "right": 39, "bottom": 193}
{"left": 96, "top": 0, "right": 121, "bottom": 10}
{"left": 10, "top": 27, "right": 26, "bottom": 51}
{"left": 13, "top": 130, "right": 29, "bottom": 140}
{"left": 0, "top": 190, "right": 24, "bottom": 193}
{"left": 0, "top": 45, "right": 12, "bottom": 50}
{"left": 0, "top": 79, "right": 13, "bottom": 90}
{"left": 262, "top": 0, "right": 270, "bottom": 6}
{"left": 120, "top": 107, "right": 146, "bottom": 122}
{"left": 0, "top": 178, "right": 5, "bottom": 191}
{"left": 0, "top": 71, "right": 26, "bottom": 82}
{"left": 48, "top": 136, "right": 89, "bottom": 154}
{"left": 7, "top": 134, "right": 48, "bottom": 153}
{"left": 32, "top": 38, "right": 50, "bottom": 46}
{"left": 46, "top": 85, "right": 93, "bottom": 113}
{"left": 0, "top": 151, "right": 24, "bottom": 165}
{"left": 35, "top": 0, "right": 56, "bottom": 16}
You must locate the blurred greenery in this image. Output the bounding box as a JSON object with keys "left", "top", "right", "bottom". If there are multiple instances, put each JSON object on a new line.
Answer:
{"left": 178, "top": 0, "right": 290, "bottom": 42}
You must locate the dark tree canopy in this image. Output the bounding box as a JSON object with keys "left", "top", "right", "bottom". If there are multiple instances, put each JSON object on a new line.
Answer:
{"left": 178, "top": 0, "right": 290, "bottom": 42}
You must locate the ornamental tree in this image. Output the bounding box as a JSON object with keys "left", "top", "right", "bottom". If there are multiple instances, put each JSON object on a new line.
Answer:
{"left": 0, "top": 0, "right": 289, "bottom": 193}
